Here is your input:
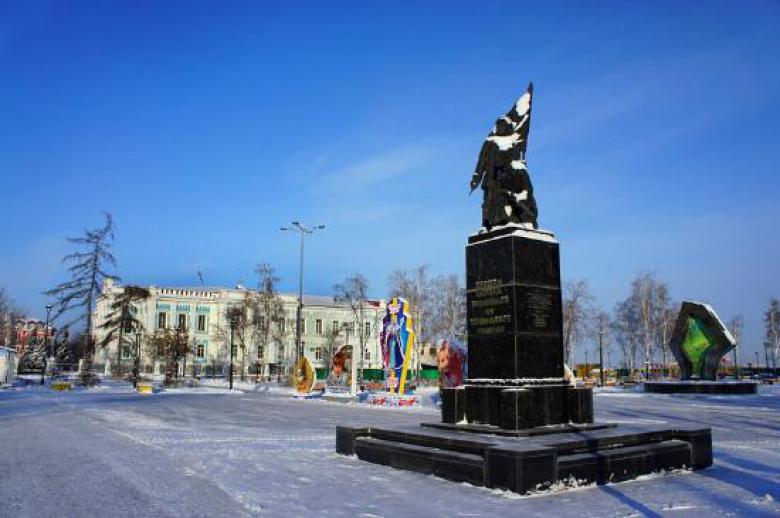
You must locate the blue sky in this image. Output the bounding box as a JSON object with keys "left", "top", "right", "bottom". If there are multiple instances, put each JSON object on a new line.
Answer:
{"left": 1, "top": 1, "right": 779, "bottom": 362}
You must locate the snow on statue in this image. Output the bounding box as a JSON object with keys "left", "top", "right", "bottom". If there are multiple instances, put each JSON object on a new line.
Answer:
{"left": 469, "top": 82, "right": 538, "bottom": 230}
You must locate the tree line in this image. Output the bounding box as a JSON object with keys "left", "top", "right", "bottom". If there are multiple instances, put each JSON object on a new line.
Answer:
{"left": 4, "top": 211, "right": 779, "bottom": 380}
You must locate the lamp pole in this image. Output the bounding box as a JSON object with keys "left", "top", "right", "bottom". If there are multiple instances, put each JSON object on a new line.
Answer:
{"left": 764, "top": 341, "right": 771, "bottom": 376}
{"left": 281, "top": 221, "right": 325, "bottom": 366}
{"left": 134, "top": 332, "right": 141, "bottom": 388}
{"left": 229, "top": 316, "right": 237, "bottom": 390}
{"left": 41, "top": 304, "right": 52, "bottom": 385}
{"left": 598, "top": 329, "right": 605, "bottom": 387}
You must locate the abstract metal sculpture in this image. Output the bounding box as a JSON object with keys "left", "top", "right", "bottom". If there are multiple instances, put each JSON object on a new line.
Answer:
{"left": 668, "top": 301, "right": 736, "bottom": 380}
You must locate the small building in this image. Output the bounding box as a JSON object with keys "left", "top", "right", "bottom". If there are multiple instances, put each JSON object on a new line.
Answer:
{"left": 0, "top": 347, "right": 16, "bottom": 385}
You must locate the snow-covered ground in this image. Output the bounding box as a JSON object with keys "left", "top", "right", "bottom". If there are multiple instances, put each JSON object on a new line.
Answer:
{"left": 1, "top": 381, "right": 779, "bottom": 517}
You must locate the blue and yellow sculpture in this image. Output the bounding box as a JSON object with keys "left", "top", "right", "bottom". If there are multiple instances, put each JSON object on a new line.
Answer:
{"left": 380, "top": 297, "right": 416, "bottom": 395}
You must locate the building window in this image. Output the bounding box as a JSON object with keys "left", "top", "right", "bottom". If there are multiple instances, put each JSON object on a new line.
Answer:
{"left": 332, "top": 320, "right": 339, "bottom": 333}
{"left": 178, "top": 314, "right": 187, "bottom": 330}
{"left": 197, "top": 314, "right": 206, "bottom": 332}
{"left": 345, "top": 322, "right": 355, "bottom": 336}
{"left": 257, "top": 316, "right": 266, "bottom": 331}
{"left": 196, "top": 344, "right": 205, "bottom": 358}
{"left": 300, "top": 319, "right": 306, "bottom": 334}
{"left": 157, "top": 312, "right": 167, "bottom": 329}
{"left": 364, "top": 321, "right": 371, "bottom": 337}
{"left": 121, "top": 344, "right": 132, "bottom": 359}
{"left": 257, "top": 345, "right": 264, "bottom": 359}
{"left": 315, "top": 347, "right": 323, "bottom": 360}
{"left": 275, "top": 318, "right": 285, "bottom": 333}
{"left": 364, "top": 347, "right": 371, "bottom": 361}
{"left": 315, "top": 319, "right": 323, "bottom": 335}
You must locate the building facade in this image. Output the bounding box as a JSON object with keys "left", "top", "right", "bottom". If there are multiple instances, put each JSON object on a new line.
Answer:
{"left": 13, "top": 318, "right": 55, "bottom": 358}
{"left": 93, "top": 279, "right": 386, "bottom": 378}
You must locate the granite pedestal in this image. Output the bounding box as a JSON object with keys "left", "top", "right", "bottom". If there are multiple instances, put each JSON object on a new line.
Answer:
{"left": 335, "top": 225, "right": 712, "bottom": 494}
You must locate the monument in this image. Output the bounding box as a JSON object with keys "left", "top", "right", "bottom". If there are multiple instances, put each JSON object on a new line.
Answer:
{"left": 645, "top": 301, "right": 758, "bottom": 394}
{"left": 336, "top": 84, "right": 713, "bottom": 494}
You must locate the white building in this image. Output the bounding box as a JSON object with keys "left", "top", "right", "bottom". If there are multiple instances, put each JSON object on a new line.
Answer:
{"left": 93, "top": 279, "right": 386, "bottom": 379}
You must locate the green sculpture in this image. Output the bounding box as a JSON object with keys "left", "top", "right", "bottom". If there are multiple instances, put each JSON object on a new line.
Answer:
{"left": 669, "top": 301, "right": 735, "bottom": 380}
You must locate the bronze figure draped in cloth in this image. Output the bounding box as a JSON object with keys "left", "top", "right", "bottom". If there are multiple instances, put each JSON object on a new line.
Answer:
{"left": 470, "top": 83, "right": 538, "bottom": 230}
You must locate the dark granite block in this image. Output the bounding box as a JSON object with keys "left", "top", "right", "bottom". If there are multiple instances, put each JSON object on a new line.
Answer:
{"left": 532, "top": 385, "right": 568, "bottom": 425}
{"left": 392, "top": 448, "right": 433, "bottom": 474}
{"left": 466, "top": 231, "right": 564, "bottom": 383}
{"left": 354, "top": 438, "right": 394, "bottom": 466}
{"left": 432, "top": 451, "right": 485, "bottom": 485}
{"left": 500, "top": 388, "right": 536, "bottom": 430}
{"left": 465, "top": 385, "right": 502, "bottom": 425}
{"left": 485, "top": 444, "right": 557, "bottom": 493}
{"left": 515, "top": 334, "right": 564, "bottom": 379}
{"left": 440, "top": 388, "right": 466, "bottom": 424}
{"left": 603, "top": 448, "right": 652, "bottom": 483}
{"left": 336, "top": 426, "right": 366, "bottom": 455}
{"left": 648, "top": 440, "right": 692, "bottom": 471}
{"left": 674, "top": 428, "right": 713, "bottom": 469}
{"left": 644, "top": 381, "right": 758, "bottom": 394}
{"left": 567, "top": 387, "right": 594, "bottom": 424}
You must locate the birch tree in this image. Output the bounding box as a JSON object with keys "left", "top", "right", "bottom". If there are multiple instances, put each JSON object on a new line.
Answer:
{"left": 765, "top": 299, "right": 780, "bottom": 370}
{"left": 562, "top": 279, "right": 594, "bottom": 365}
{"left": 729, "top": 314, "right": 744, "bottom": 376}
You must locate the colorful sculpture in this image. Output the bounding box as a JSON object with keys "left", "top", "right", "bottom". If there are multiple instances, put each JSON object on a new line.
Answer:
{"left": 437, "top": 340, "right": 467, "bottom": 389}
{"left": 380, "top": 297, "right": 416, "bottom": 395}
{"left": 292, "top": 355, "right": 316, "bottom": 394}
{"left": 668, "top": 301, "right": 736, "bottom": 380}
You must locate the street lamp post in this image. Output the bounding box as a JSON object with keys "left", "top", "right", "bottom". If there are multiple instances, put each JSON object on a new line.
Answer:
{"left": 764, "top": 341, "right": 771, "bottom": 376}
{"left": 41, "top": 304, "right": 52, "bottom": 385}
{"left": 133, "top": 332, "right": 141, "bottom": 388}
{"left": 229, "top": 316, "right": 237, "bottom": 390}
{"left": 281, "top": 221, "right": 325, "bottom": 366}
{"left": 598, "top": 329, "right": 605, "bottom": 387}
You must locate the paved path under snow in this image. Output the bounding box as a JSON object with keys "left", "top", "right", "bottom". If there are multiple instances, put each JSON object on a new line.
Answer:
{"left": 1, "top": 383, "right": 779, "bottom": 517}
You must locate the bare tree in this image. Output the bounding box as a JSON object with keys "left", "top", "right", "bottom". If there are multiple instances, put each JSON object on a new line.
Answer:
{"left": 729, "top": 314, "right": 744, "bottom": 378}
{"left": 592, "top": 310, "right": 612, "bottom": 383}
{"left": 655, "top": 283, "right": 677, "bottom": 375}
{"left": 213, "top": 294, "right": 257, "bottom": 381}
{"left": 334, "top": 274, "right": 370, "bottom": 384}
{"left": 428, "top": 274, "right": 466, "bottom": 343}
{"left": 612, "top": 297, "right": 641, "bottom": 373}
{"left": 0, "top": 287, "right": 23, "bottom": 348}
{"left": 45, "top": 213, "right": 119, "bottom": 365}
{"left": 99, "top": 285, "right": 151, "bottom": 376}
{"left": 322, "top": 324, "right": 344, "bottom": 368}
{"left": 387, "top": 265, "right": 432, "bottom": 345}
{"left": 765, "top": 298, "right": 780, "bottom": 370}
{"left": 562, "top": 279, "right": 594, "bottom": 365}
{"left": 254, "top": 263, "right": 286, "bottom": 379}
{"left": 611, "top": 272, "right": 674, "bottom": 379}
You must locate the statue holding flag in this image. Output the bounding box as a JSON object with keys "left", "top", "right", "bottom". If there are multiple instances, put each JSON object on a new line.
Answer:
{"left": 470, "top": 82, "right": 538, "bottom": 230}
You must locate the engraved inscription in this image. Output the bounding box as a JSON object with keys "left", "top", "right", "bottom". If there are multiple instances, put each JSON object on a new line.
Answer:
{"left": 526, "top": 289, "right": 553, "bottom": 329}
{"left": 468, "top": 278, "right": 512, "bottom": 336}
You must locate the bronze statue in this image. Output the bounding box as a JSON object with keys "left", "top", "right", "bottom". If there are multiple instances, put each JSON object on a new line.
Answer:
{"left": 470, "top": 83, "right": 538, "bottom": 230}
